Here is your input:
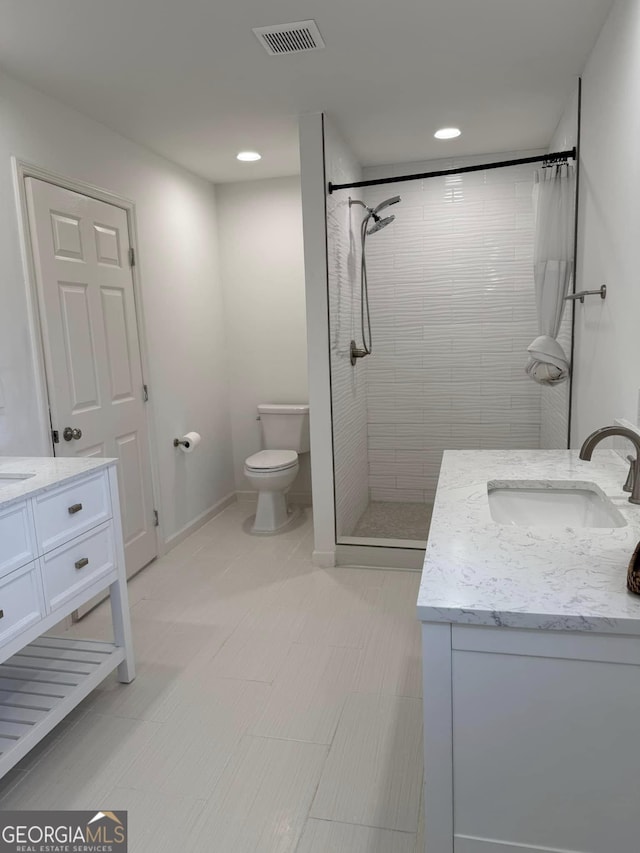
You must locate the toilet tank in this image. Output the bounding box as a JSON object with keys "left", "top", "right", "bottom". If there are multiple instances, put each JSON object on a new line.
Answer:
{"left": 258, "top": 404, "right": 310, "bottom": 452}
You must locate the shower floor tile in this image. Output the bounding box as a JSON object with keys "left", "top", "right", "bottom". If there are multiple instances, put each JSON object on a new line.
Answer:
{"left": 352, "top": 501, "right": 433, "bottom": 541}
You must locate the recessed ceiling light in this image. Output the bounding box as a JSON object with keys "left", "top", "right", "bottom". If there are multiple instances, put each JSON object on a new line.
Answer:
{"left": 434, "top": 127, "right": 461, "bottom": 140}
{"left": 237, "top": 151, "right": 262, "bottom": 161}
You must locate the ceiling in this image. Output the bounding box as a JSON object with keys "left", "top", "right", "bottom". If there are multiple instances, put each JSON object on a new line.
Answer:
{"left": 0, "top": 0, "right": 612, "bottom": 183}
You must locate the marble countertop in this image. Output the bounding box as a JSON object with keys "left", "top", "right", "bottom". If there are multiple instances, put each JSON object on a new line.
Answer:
{"left": 417, "top": 449, "right": 640, "bottom": 634}
{"left": 0, "top": 456, "right": 116, "bottom": 509}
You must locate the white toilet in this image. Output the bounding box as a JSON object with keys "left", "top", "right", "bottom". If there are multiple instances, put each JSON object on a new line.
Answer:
{"left": 244, "top": 403, "right": 310, "bottom": 533}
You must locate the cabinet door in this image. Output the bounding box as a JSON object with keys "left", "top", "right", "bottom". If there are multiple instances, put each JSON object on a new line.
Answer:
{"left": 0, "top": 562, "right": 45, "bottom": 649}
{"left": 452, "top": 649, "right": 640, "bottom": 853}
{"left": 0, "top": 502, "right": 36, "bottom": 579}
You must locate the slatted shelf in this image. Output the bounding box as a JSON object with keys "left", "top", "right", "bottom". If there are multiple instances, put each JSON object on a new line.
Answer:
{"left": 0, "top": 636, "right": 125, "bottom": 776}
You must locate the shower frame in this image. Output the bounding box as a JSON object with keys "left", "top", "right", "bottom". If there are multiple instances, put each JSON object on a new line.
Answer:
{"left": 328, "top": 145, "right": 580, "bottom": 557}
{"left": 327, "top": 148, "right": 577, "bottom": 194}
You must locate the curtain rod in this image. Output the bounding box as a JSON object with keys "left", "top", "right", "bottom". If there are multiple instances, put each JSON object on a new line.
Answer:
{"left": 327, "top": 148, "right": 576, "bottom": 194}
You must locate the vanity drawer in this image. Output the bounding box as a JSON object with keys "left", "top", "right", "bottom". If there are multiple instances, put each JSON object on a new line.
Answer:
{"left": 40, "top": 521, "right": 116, "bottom": 613}
{"left": 0, "top": 561, "right": 45, "bottom": 648}
{"left": 0, "top": 502, "right": 36, "bottom": 579}
{"left": 33, "top": 471, "right": 111, "bottom": 554}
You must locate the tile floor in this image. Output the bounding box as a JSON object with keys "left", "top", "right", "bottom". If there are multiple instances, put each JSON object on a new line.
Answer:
{"left": 0, "top": 503, "right": 425, "bottom": 853}
{"left": 352, "top": 501, "right": 432, "bottom": 542}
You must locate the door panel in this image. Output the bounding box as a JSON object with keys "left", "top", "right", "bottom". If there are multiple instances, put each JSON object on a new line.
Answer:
{"left": 115, "top": 431, "right": 147, "bottom": 547}
{"left": 26, "top": 178, "right": 156, "bottom": 579}
{"left": 51, "top": 212, "right": 84, "bottom": 261}
{"left": 101, "top": 287, "right": 135, "bottom": 402}
{"left": 94, "top": 223, "right": 121, "bottom": 266}
{"left": 58, "top": 282, "right": 101, "bottom": 412}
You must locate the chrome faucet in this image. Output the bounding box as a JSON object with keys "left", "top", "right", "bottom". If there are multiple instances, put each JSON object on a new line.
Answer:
{"left": 579, "top": 426, "right": 640, "bottom": 505}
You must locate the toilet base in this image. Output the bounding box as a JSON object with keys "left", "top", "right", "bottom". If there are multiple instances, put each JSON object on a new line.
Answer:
{"left": 252, "top": 490, "right": 299, "bottom": 533}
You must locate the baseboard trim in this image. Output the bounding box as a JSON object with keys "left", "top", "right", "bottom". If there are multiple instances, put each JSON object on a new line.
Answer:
{"left": 164, "top": 492, "right": 237, "bottom": 551}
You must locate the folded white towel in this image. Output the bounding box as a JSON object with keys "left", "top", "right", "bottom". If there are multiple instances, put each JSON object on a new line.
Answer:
{"left": 526, "top": 335, "right": 569, "bottom": 386}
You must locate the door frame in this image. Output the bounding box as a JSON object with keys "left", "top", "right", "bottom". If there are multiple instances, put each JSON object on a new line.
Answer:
{"left": 11, "top": 158, "right": 165, "bottom": 557}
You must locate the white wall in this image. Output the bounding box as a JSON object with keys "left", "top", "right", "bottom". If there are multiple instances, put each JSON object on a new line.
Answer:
{"left": 361, "top": 152, "right": 544, "bottom": 505}
{"left": 0, "top": 69, "right": 235, "bottom": 543}
{"left": 215, "top": 176, "right": 310, "bottom": 501}
{"left": 571, "top": 0, "right": 640, "bottom": 444}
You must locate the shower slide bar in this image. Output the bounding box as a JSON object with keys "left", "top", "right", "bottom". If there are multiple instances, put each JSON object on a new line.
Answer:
{"left": 328, "top": 148, "right": 576, "bottom": 194}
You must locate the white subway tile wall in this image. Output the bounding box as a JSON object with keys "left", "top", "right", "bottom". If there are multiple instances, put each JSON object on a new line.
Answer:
{"left": 325, "top": 127, "right": 370, "bottom": 537}
{"left": 326, "top": 149, "right": 570, "bottom": 533}
{"left": 356, "top": 152, "right": 569, "bottom": 506}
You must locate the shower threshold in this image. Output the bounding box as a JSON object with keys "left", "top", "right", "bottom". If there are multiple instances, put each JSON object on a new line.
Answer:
{"left": 340, "top": 535, "right": 426, "bottom": 550}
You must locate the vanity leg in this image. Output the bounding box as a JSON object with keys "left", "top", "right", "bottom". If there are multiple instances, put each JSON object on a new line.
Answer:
{"left": 421, "top": 621, "right": 453, "bottom": 853}
{"left": 110, "top": 578, "right": 135, "bottom": 682}
{"left": 107, "top": 467, "right": 136, "bottom": 683}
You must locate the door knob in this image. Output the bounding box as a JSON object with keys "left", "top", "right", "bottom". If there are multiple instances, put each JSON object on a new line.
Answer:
{"left": 63, "top": 427, "right": 83, "bottom": 441}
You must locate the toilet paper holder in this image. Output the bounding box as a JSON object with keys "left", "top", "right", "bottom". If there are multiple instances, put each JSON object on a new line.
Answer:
{"left": 173, "top": 431, "right": 201, "bottom": 452}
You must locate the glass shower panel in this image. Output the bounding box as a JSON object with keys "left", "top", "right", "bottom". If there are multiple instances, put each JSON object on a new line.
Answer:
{"left": 328, "top": 147, "right": 576, "bottom": 549}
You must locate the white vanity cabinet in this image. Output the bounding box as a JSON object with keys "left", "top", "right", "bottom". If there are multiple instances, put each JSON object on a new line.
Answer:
{"left": 0, "top": 459, "right": 134, "bottom": 777}
{"left": 422, "top": 622, "right": 640, "bottom": 853}
{"left": 418, "top": 449, "right": 640, "bottom": 853}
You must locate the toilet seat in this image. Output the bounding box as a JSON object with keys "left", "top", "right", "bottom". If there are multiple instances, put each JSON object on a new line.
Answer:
{"left": 245, "top": 449, "right": 298, "bottom": 472}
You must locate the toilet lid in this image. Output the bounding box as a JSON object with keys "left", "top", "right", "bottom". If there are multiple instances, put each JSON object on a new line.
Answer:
{"left": 245, "top": 449, "right": 298, "bottom": 472}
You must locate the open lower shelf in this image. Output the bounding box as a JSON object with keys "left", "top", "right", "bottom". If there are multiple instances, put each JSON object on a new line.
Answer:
{"left": 0, "top": 635, "right": 125, "bottom": 776}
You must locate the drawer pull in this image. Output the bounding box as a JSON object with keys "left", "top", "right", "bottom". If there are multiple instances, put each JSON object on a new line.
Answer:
{"left": 74, "top": 557, "right": 89, "bottom": 570}
{"left": 68, "top": 503, "right": 83, "bottom": 515}
{"left": 0, "top": 609, "right": 3, "bottom": 619}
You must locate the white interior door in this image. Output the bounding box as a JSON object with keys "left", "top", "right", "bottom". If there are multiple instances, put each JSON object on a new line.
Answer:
{"left": 26, "top": 178, "right": 157, "bottom": 579}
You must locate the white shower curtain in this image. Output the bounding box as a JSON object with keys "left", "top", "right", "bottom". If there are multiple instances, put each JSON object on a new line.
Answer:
{"left": 526, "top": 162, "right": 576, "bottom": 385}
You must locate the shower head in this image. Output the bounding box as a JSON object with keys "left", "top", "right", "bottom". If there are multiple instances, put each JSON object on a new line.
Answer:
{"left": 373, "top": 195, "right": 401, "bottom": 215}
{"left": 366, "top": 214, "right": 395, "bottom": 235}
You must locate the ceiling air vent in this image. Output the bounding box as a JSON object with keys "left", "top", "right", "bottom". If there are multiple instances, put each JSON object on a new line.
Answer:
{"left": 253, "top": 20, "right": 325, "bottom": 56}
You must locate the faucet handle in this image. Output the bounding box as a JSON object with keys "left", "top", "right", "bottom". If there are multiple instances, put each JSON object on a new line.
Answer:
{"left": 624, "top": 454, "right": 637, "bottom": 493}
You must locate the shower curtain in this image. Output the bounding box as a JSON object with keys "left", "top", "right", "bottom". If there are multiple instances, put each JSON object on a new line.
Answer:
{"left": 526, "top": 162, "right": 576, "bottom": 385}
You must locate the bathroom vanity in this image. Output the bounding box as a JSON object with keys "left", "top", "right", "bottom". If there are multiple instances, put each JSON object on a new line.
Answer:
{"left": 418, "top": 450, "right": 640, "bottom": 853}
{"left": 0, "top": 457, "right": 134, "bottom": 777}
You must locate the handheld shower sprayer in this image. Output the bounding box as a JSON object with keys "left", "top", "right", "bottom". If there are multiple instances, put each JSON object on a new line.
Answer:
{"left": 348, "top": 195, "right": 401, "bottom": 364}
{"left": 373, "top": 195, "right": 401, "bottom": 215}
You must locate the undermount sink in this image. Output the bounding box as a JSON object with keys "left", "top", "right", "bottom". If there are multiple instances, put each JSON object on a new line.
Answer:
{"left": 488, "top": 480, "right": 627, "bottom": 528}
{"left": 0, "top": 473, "right": 35, "bottom": 485}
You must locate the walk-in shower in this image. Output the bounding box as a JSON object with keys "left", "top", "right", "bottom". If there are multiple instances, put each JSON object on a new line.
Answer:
{"left": 326, "top": 138, "right": 578, "bottom": 553}
{"left": 348, "top": 195, "right": 401, "bottom": 365}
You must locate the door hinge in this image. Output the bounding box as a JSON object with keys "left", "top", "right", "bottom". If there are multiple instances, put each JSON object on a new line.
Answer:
{"left": 153, "top": 509, "right": 159, "bottom": 527}
{"left": 128, "top": 247, "right": 136, "bottom": 267}
{"left": 143, "top": 384, "right": 149, "bottom": 402}
{"left": 51, "top": 429, "right": 59, "bottom": 444}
